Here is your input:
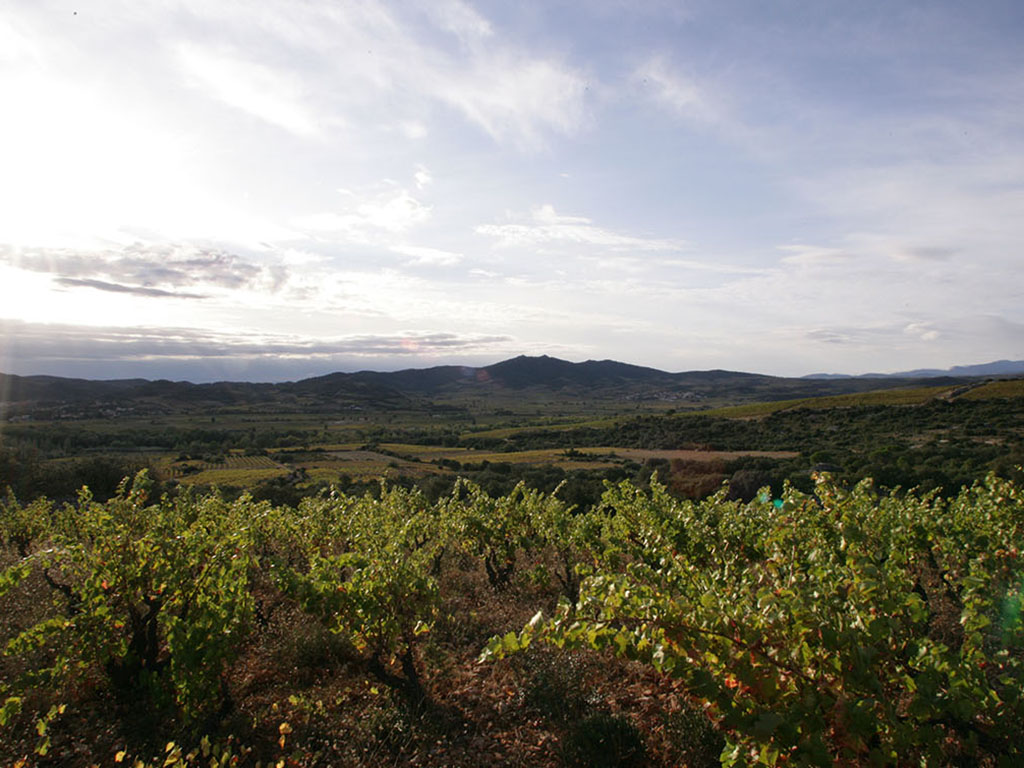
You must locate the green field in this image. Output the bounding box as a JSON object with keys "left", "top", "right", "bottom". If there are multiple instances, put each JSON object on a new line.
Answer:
{"left": 2, "top": 377, "right": 1023, "bottom": 509}
{"left": 960, "top": 378, "right": 1024, "bottom": 399}
{"left": 700, "top": 383, "right": 956, "bottom": 418}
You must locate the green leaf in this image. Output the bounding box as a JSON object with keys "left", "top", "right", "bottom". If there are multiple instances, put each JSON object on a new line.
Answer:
{"left": 0, "top": 696, "right": 22, "bottom": 726}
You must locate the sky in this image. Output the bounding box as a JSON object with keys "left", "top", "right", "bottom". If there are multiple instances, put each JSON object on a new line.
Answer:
{"left": 1, "top": 0, "right": 1023, "bottom": 382}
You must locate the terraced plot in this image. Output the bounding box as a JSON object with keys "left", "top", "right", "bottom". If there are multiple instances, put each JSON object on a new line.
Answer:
{"left": 166, "top": 454, "right": 287, "bottom": 483}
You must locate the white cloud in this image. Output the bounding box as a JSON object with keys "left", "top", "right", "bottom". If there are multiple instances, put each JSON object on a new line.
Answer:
{"left": 477, "top": 205, "right": 685, "bottom": 252}
{"left": 175, "top": 42, "right": 322, "bottom": 137}
{"left": 278, "top": 247, "right": 330, "bottom": 266}
{"left": 0, "top": 318, "right": 516, "bottom": 380}
{"left": 777, "top": 244, "right": 851, "bottom": 267}
{"left": 891, "top": 247, "right": 957, "bottom": 263}
{"left": 793, "top": 314, "right": 1024, "bottom": 374}
{"left": 294, "top": 186, "right": 432, "bottom": 241}
{"left": 634, "top": 55, "right": 721, "bottom": 126}
{"left": 904, "top": 322, "right": 940, "bottom": 342}
{"left": 414, "top": 165, "right": 433, "bottom": 189}
{"left": 355, "top": 189, "right": 431, "bottom": 231}
{"left": 0, "top": 15, "right": 39, "bottom": 63}
{"left": 391, "top": 245, "right": 462, "bottom": 266}
{"left": 399, "top": 120, "right": 428, "bottom": 139}
{"left": 425, "top": 0, "right": 494, "bottom": 45}
{"left": 173, "top": 0, "right": 587, "bottom": 149}
{"left": 0, "top": 65, "right": 220, "bottom": 248}
{"left": 431, "top": 55, "right": 587, "bottom": 148}
{"left": 2, "top": 242, "right": 289, "bottom": 297}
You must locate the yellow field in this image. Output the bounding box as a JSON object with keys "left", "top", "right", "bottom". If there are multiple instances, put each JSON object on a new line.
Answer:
{"left": 958, "top": 379, "right": 1024, "bottom": 400}
{"left": 160, "top": 454, "right": 285, "bottom": 479}
{"left": 304, "top": 465, "right": 436, "bottom": 482}
{"left": 274, "top": 443, "right": 361, "bottom": 453}
{"left": 378, "top": 443, "right": 468, "bottom": 457}
{"left": 177, "top": 468, "right": 287, "bottom": 486}
{"left": 703, "top": 385, "right": 953, "bottom": 418}
{"left": 462, "top": 417, "right": 620, "bottom": 439}
{"left": 158, "top": 439, "right": 803, "bottom": 489}
{"left": 576, "top": 447, "right": 799, "bottom": 461}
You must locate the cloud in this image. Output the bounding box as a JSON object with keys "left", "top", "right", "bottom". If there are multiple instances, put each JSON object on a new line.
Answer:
{"left": 751, "top": 233, "right": 1015, "bottom": 334}
{"left": 164, "top": 0, "right": 588, "bottom": 150}
{"left": 348, "top": 189, "right": 431, "bottom": 231}
{"left": 54, "top": 278, "right": 206, "bottom": 300}
{"left": 1, "top": 242, "right": 288, "bottom": 296}
{"left": 477, "top": 204, "right": 685, "bottom": 252}
{"left": 892, "top": 246, "right": 957, "bottom": 263}
{"left": 431, "top": 54, "right": 587, "bottom": 148}
{"left": 798, "top": 314, "right": 1024, "bottom": 368}
{"left": 425, "top": 0, "right": 494, "bottom": 45}
{"left": 777, "top": 244, "right": 851, "bottom": 267}
{"left": 391, "top": 245, "right": 463, "bottom": 266}
{"left": 414, "top": 165, "right": 432, "bottom": 190}
{"left": 903, "top": 322, "right": 941, "bottom": 342}
{"left": 399, "top": 120, "right": 428, "bottom": 139}
{"left": 805, "top": 328, "right": 858, "bottom": 345}
{"left": 0, "top": 319, "right": 512, "bottom": 371}
{"left": 802, "top": 323, "right": 928, "bottom": 347}
{"left": 294, "top": 185, "right": 431, "bottom": 242}
{"left": 0, "top": 14, "right": 40, "bottom": 63}
{"left": 633, "top": 55, "right": 723, "bottom": 127}
{"left": 175, "top": 42, "right": 322, "bottom": 137}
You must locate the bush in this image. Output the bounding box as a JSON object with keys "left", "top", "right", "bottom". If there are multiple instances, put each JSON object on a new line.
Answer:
{"left": 560, "top": 712, "right": 646, "bottom": 768}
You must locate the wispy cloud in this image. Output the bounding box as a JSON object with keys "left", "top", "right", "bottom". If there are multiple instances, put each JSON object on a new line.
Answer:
{"left": 801, "top": 314, "right": 1023, "bottom": 360}
{"left": 633, "top": 55, "right": 721, "bottom": 126}
{"left": 477, "top": 204, "right": 685, "bottom": 251}
{"left": 176, "top": 42, "right": 323, "bottom": 137}
{"left": 54, "top": 278, "right": 206, "bottom": 299}
{"left": 424, "top": 0, "right": 494, "bottom": 46}
{"left": 2, "top": 242, "right": 288, "bottom": 296}
{"left": 293, "top": 184, "right": 432, "bottom": 243}
{"left": 891, "top": 246, "right": 958, "bottom": 264}
{"left": 391, "top": 245, "right": 463, "bottom": 267}
{"left": 0, "top": 319, "right": 515, "bottom": 380}
{"left": 776, "top": 245, "right": 851, "bottom": 268}
{"left": 413, "top": 164, "right": 433, "bottom": 190}
{"left": 174, "top": 0, "right": 588, "bottom": 149}
{"left": 431, "top": 55, "right": 587, "bottom": 148}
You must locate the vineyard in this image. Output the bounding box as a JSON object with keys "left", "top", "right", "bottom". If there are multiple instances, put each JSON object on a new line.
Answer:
{"left": 2, "top": 471, "right": 1023, "bottom": 766}
{"left": 165, "top": 454, "right": 285, "bottom": 476}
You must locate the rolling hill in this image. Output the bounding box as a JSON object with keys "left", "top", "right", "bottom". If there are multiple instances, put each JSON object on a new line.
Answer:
{"left": 0, "top": 354, "right": 1012, "bottom": 419}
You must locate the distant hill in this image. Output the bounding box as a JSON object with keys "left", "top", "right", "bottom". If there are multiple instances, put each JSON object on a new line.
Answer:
{"left": 0, "top": 374, "right": 150, "bottom": 402}
{"left": 480, "top": 355, "right": 669, "bottom": 389}
{"left": 0, "top": 355, "right": 1003, "bottom": 418}
{"left": 804, "top": 359, "right": 1024, "bottom": 380}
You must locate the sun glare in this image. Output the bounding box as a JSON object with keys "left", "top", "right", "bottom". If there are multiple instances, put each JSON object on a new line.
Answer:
{"left": 0, "top": 72, "right": 203, "bottom": 248}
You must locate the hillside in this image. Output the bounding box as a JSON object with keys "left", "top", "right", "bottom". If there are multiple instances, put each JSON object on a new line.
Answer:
{"left": 805, "top": 358, "right": 1024, "bottom": 379}
{"left": 0, "top": 355, "right": 995, "bottom": 420}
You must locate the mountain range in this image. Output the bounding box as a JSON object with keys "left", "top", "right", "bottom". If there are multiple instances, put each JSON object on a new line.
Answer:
{"left": 3, "top": 354, "right": 1018, "bottom": 418}
{"left": 803, "top": 359, "right": 1024, "bottom": 380}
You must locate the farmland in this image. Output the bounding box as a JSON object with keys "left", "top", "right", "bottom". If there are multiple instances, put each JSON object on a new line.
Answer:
{"left": 2, "top": 358, "right": 1024, "bottom": 766}
{"left": 2, "top": 362, "right": 1023, "bottom": 507}
{"left": 3, "top": 467, "right": 1023, "bottom": 766}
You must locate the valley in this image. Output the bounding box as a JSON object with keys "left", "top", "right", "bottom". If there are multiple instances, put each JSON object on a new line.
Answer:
{"left": 2, "top": 356, "right": 1022, "bottom": 506}
{"left": 3, "top": 356, "right": 1024, "bottom": 767}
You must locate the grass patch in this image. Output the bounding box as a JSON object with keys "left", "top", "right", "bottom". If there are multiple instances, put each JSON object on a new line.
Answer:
{"left": 959, "top": 378, "right": 1024, "bottom": 400}
{"left": 177, "top": 467, "right": 288, "bottom": 486}
{"left": 702, "top": 384, "right": 953, "bottom": 418}
{"left": 462, "top": 417, "right": 621, "bottom": 440}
